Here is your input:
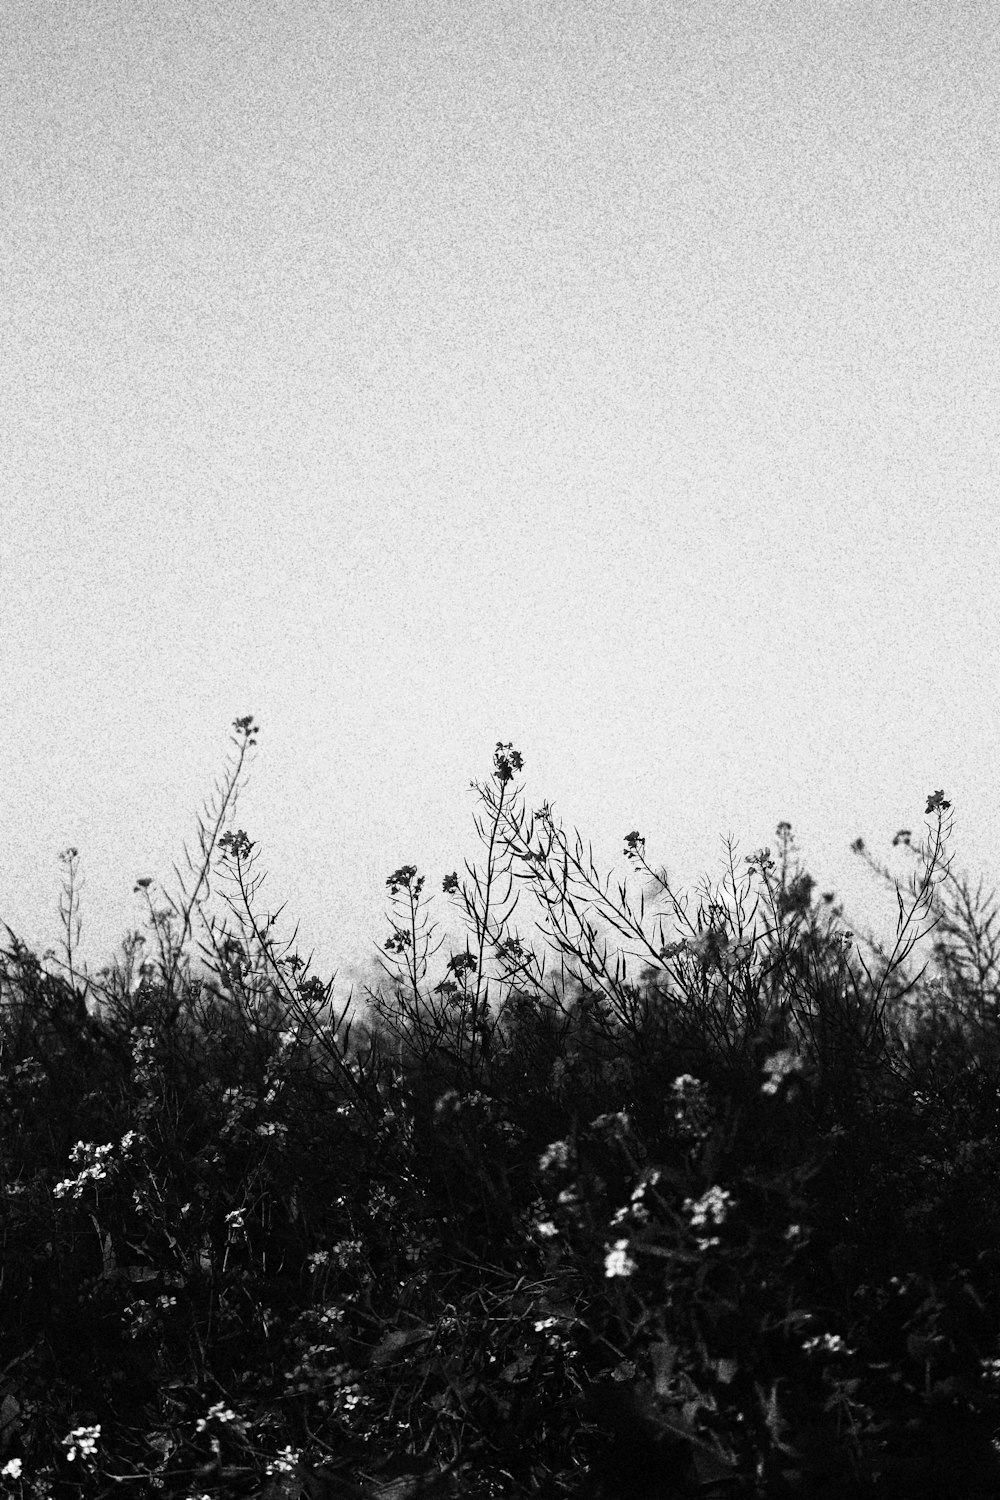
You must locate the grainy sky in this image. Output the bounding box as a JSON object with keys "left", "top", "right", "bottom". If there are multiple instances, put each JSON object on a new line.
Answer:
{"left": 2, "top": 0, "right": 998, "bottom": 1010}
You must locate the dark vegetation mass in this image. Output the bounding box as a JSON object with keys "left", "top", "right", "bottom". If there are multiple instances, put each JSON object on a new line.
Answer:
{"left": 2, "top": 718, "right": 1000, "bottom": 1497}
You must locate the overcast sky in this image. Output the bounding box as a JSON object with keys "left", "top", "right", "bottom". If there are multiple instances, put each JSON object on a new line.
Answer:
{"left": 2, "top": 0, "right": 998, "bottom": 1011}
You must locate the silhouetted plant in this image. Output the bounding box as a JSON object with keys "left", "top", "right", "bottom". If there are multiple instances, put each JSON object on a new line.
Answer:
{"left": 2, "top": 727, "right": 1000, "bottom": 1497}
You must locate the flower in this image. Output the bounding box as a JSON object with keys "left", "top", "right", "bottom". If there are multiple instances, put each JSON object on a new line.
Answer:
{"left": 53, "top": 1141, "right": 117, "bottom": 1199}
{"left": 605, "top": 1240, "right": 637, "bottom": 1278}
{"left": 803, "top": 1332, "right": 855, "bottom": 1357}
{"left": 590, "top": 1110, "right": 631, "bottom": 1138}
{"left": 195, "top": 1402, "right": 243, "bottom": 1433}
{"left": 266, "top": 1446, "right": 301, "bottom": 1476}
{"left": 332, "top": 1238, "right": 363, "bottom": 1264}
{"left": 631, "top": 1168, "right": 661, "bottom": 1200}
{"left": 683, "top": 1185, "right": 736, "bottom": 1249}
{"left": 684, "top": 1184, "right": 735, "bottom": 1226}
{"left": 761, "top": 1048, "right": 807, "bottom": 1096}
{"left": 538, "top": 1139, "right": 571, "bottom": 1172}
{"left": 63, "top": 1424, "right": 101, "bottom": 1461}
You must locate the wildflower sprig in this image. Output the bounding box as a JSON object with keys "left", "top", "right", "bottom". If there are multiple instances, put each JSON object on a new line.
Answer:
{"left": 683, "top": 1184, "right": 737, "bottom": 1252}
{"left": 52, "top": 1132, "right": 140, "bottom": 1200}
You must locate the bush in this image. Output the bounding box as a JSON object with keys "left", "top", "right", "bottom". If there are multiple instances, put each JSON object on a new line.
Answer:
{"left": 2, "top": 723, "right": 1000, "bottom": 1497}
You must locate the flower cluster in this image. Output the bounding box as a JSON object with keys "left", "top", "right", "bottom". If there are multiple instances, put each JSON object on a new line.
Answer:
{"left": 538, "top": 1139, "right": 573, "bottom": 1173}
{"left": 195, "top": 1402, "right": 246, "bottom": 1435}
{"left": 589, "top": 1109, "right": 632, "bottom": 1141}
{"left": 53, "top": 1132, "right": 139, "bottom": 1200}
{"left": 761, "top": 1048, "right": 808, "bottom": 1097}
{"left": 802, "top": 1331, "right": 855, "bottom": 1358}
{"left": 609, "top": 1168, "right": 662, "bottom": 1230}
{"left": 265, "top": 1445, "right": 301, "bottom": 1476}
{"left": 62, "top": 1423, "right": 101, "bottom": 1461}
{"left": 604, "top": 1239, "right": 638, "bottom": 1279}
{"left": 683, "top": 1184, "right": 736, "bottom": 1251}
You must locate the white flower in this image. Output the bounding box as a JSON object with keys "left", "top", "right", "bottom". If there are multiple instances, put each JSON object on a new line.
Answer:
{"left": 266, "top": 1445, "right": 301, "bottom": 1476}
{"left": 332, "top": 1238, "right": 363, "bottom": 1263}
{"left": 538, "top": 1139, "right": 571, "bottom": 1172}
{"left": 683, "top": 1185, "right": 735, "bottom": 1228}
{"left": 761, "top": 1048, "right": 807, "bottom": 1095}
{"left": 69, "top": 1141, "right": 113, "bottom": 1164}
{"left": 671, "top": 1073, "right": 701, "bottom": 1094}
{"left": 63, "top": 1424, "right": 101, "bottom": 1460}
{"left": 803, "top": 1332, "right": 854, "bottom": 1357}
{"left": 195, "top": 1402, "right": 242, "bottom": 1433}
{"left": 605, "top": 1240, "right": 637, "bottom": 1278}
{"left": 682, "top": 1185, "right": 736, "bottom": 1251}
{"left": 631, "top": 1168, "right": 661, "bottom": 1201}
{"left": 1, "top": 1457, "right": 23, "bottom": 1478}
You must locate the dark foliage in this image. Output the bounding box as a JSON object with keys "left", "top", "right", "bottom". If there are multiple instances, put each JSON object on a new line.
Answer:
{"left": 2, "top": 727, "right": 1000, "bottom": 1498}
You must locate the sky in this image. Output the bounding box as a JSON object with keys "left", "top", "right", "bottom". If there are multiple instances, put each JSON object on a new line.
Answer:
{"left": 2, "top": 0, "right": 998, "bottom": 1017}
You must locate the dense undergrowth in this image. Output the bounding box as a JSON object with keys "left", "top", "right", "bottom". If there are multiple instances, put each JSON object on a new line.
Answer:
{"left": 2, "top": 717, "right": 1000, "bottom": 1498}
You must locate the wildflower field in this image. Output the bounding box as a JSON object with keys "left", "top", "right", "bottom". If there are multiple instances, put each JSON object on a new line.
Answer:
{"left": 3, "top": 718, "right": 1000, "bottom": 1497}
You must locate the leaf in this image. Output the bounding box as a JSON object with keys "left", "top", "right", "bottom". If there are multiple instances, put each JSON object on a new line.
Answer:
{"left": 650, "top": 1340, "right": 679, "bottom": 1395}
{"left": 125, "top": 1265, "right": 159, "bottom": 1283}
{"left": 691, "top": 1444, "right": 738, "bottom": 1485}
{"left": 370, "top": 1327, "right": 432, "bottom": 1367}
{"left": 365, "top": 1477, "right": 427, "bottom": 1500}
{"left": 649, "top": 1400, "right": 734, "bottom": 1459}
{"left": 499, "top": 1352, "right": 536, "bottom": 1383}
{"left": 0, "top": 1394, "right": 21, "bottom": 1449}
